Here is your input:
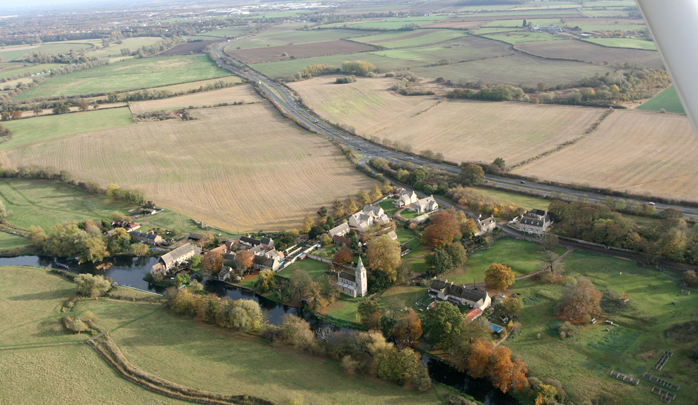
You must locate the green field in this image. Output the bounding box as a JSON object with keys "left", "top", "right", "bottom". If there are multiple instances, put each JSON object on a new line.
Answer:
{"left": 472, "top": 27, "right": 523, "bottom": 35}
{"left": 355, "top": 30, "right": 467, "bottom": 49}
{"left": 573, "top": 23, "right": 647, "bottom": 33}
{"left": 379, "top": 284, "right": 430, "bottom": 311}
{"left": 0, "top": 178, "right": 134, "bottom": 231}
{"left": 24, "top": 41, "right": 95, "bottom": 56}
{"left": 323, "top": 16, "right": 447, "bottom": 30}
{"left": 1, "top": 107, "right": 133, "bottom": 149}
{"left": 0, "top": 231, "right": 28, "bottom": 250}
{"left": 637, "top": 85, "right": 686, "bottom": 114}
{"left": 583, "top": 37, "right": 657, "bottom": 50}
{"left": 228, "top": 27, "right": 371, "bottom": 50}
{"left": 277, "top": 258, "right": 330, "bottom": 279}
{"left": 483, "top": 31, "right": 566, "bottom": 44}
{"left": 504, "top": 250, "right": 698, "bottom": 404}
{"left": 15, "top": 54, "right": 232, "bottom": 100}
{"left": 192, "top": 26, "right": 251, "bottom": 39}
{"left": 442, "top": 238, "right": 565, "bottom": 285}
{"left": 322, "top": 299, "right": 362, "bottom": 322}
{"left": 87, "top": 37, "right": 163, "bottom": 58}
{"left": 252, "top": 52, "right": 423, "bottom": 78}
{"left": 0, "top": 63, "right": 62, "bottom": 81}
{"left": 485, "top": 19, "right": 562, "bottom": 27}
{"left": 472, "top": 186, "right": 550, "bottom": 210}
{"left": 0, "top": 48, "right": 37, "bottom": 62}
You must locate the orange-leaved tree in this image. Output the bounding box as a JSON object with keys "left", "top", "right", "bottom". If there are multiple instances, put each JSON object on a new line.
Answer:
{"left": 202, "top": 250, "right": 223, "bottom": 274}
{"left": 555, "top": 277, "right": 602, "bottom": 323}
{"left": 236, "top": 250, "right": 254, "bottom": 271}
{"left": 392, "top": 309, "right": 423, "bottom": 348}
{"left": 421, "top": 211, "right": 462, "bottom": 249}
{"left": 466, "top": 339, "right": 493, "bottom": 379}
{"left": 485, "top": 263, "right": 515, "bottom": 290}
{"left": 333, "top": 245, "right": 353, "bottom": 265}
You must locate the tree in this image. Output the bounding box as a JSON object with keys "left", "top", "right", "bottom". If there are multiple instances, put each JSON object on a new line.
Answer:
{"left": 75, "top": 274, "right": 111, "bottom": 297}
{"left": 503, "top": 297, "right": 522, "bottom": 317}
{"left": 423, "top": 301, "right": 463, "bottom": 347}
{"left": 541, "top": 233, "right": 559, "bottom": 252}
{"left": 358, "top": 299, "right": 382, "bottom": 329}
{"left": 0, "top": 200, "right": 10, "bottom": 223}
{"left": 333, "top": 199, "right": 345, "bottom": 218}
{"left": 381, "top": 180, "right": 393, "bottom": 195}
{"left": 392, "top": 309, "right": 422, "bottom": 347}
{"left": 491, "top": 346, "right": 516, "bottom": 393}
{"left": 396, "top": 169, "right": 409, "bottom": 183}
{"left": 317, "top": 206, "right": 328, "bottom": 217}
{"left": 33, "top": 105, "right": 42, "bottom": 116}
{"left": 174, "top": 273, "right": 190, "bottom": 287}
{"left": 459, "top": 163, "right": 485, "bottom": 186}
{"left": 287, "top": 269, "right": 320, "bottom": 303}
{"left": 422, "top": 211, "right": 462, "bottom": 249}
{"left": 333, "top": 245, "right": 353, "bottom": 265}
{"left": 236, "top": 250, "right": 254, "bottom": 271}
{"left": 231, "top": 299, "right": 263, "bottom": 332}
{"left": 255, "top": 269, "right": 276, "bottom": 293}
{"left": 358, "top": 190, "right": 371, "bottom": 205}
{"left": 367, "top": 234, "right": 401, "bottom": 283}
{"left": 80, "top": 236, "right": 109, "bottom": 264}
{"left": 466, "top": 339, "right": 493, "bottom": 378}
{"left": 536, "top": 384, "right": 558, "bottom": 405}
{"left": 370, "top": 184, "right": 382, "bottom": 200}
{"left": 346, "top": 197, "right": 358, "bottom": 213}
{"left": 684, "top": 270, "right": 698, "bottom": 287}
{"left": 493, "top": 157, "right": 506, "bottom": 169}
{"left": 131, "top": 242, "right": 149, "bottom": 257}
{"left": 485, "top": 263, "right": 515, "bottom": 290}
{"left": 107, "top": 227, "right": 131, "bottom": 254}
{"left": 555, "top": 277, "right": 602, "bottom": 323}
{"left": 167, "top": 288, "right": 193, "bottom": 314}
{"left": 77, "top": 100, "right": 89, "bottom": 111}
{"left": 350, "top": 234, "right": 360, "bottom": 250}
{"left": 28, "top": 225, "right": 47, "bottom": 246}
{"left": 302, "top": 216, "right": 314, "bottom": 234}
{"left": 203, "top": 250, "right": 224, "bottom": 274}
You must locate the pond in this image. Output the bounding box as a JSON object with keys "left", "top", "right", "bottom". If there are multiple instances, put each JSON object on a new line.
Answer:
{"left": 0, "top": 255, "right": 518, "bottom": 404}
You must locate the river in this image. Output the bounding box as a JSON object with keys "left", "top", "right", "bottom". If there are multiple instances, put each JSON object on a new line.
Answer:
{"left": 0, "top": 255, "right": 518, "bottom": 404}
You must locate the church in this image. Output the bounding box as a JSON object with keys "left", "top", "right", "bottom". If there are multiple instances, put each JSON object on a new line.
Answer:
{"left": 337, "top": 257, "right": 368, "bottom": 298}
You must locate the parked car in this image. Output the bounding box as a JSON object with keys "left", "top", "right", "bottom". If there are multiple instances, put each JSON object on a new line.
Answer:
{"left": 649, "top": 202, "right": 656, "bottom": 206}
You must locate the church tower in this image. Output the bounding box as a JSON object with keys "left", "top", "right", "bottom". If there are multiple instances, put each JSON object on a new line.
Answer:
{"left": 355, "top": 257, "right": 368, "bottom": 297}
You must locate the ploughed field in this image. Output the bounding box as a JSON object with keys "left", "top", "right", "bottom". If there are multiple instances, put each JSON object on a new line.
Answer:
{"left": 0, "top": 88, "right": 377, "bottom": 231}
{"left": 227, "top": 39, "right": 377, "bottom": 64}
{"left": 513, "top": 109, "right": 698, "bottom": 202}
{"left": 516, "top": 39, "right": 664, "bottom": 68}
{"left": 289, "top": 76, "right": 605, "bottom": 166}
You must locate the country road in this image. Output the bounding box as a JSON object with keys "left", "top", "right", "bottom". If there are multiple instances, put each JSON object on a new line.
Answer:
{"left": 212, "top": 41, "right": 698, "bottom": 220}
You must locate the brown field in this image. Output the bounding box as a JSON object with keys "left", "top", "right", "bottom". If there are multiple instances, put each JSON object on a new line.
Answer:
{"left": 516, "top": 39, "right": 663, "bottom": 68}
{"left": 227, "top": 39, "right": 376, "bottom": 64}
{"left": 158, "top": 40, "right": 218, "bottom": 57}
{"left": 129, "top": 85, "right": 261, "bottom": 114}
{"left": 0, "top": 102, "right": 377, "bottom": 231}
{"left": 290, "top": 76, "right": 605, "bottom": 166}
{"left": 513, "top": 109, "right": 698, "bottom": 202}
{"left": 424, "top": 18, "right": 488, "bottom": 29}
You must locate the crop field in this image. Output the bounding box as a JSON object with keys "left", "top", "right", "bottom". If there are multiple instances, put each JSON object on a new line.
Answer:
{"left": 1, "top": 107, "right": 134, "bottom": 149}
{"left": 0, "top": 104, "right": 378, "bottom": 231}
{"left": 367, "top": 35, "right": 513, "bottom": 63}
{"left": 504, "top": 250, "right": 698, "bottom": 404}
{"left": 423, "top": 18, "right": 486, "bottom": 29}
{"left": 87, "top": 37, "right": 162, "bottom": 58}
{"left": 485, "top": 18, "right": 562, "bottom": 27}
{"left": 0, "top": 63, "right": 61, "bottom": 81}
{"left": 352, "top": 29, "right": 467, "bottom": 49}
{"left": 120, "top": 76, "right": 242, "bottom": 96}
{"left": 129, "top": 85, "right": 260, "bottom": 114}
{"left": 516, "top": 39, "right": 664, "bottom": 68}
{"left": 0, "top": 45, "right": 39, "bottom": 61}
{"left": 441, "top": 238, "right": 564, "bottom": 285}
{"left": 227, "top": 26, "right": 374, "bottom": 50}
{"left": 322, "top": 16, "right": 448, "bottom": 30}
{"left": 411, "top": 53, "right": 615, "bottom": 85}
{"left": 0, "top": 178, "right": 134, "bottom": 231}
{"left": 291, "top": 76, "right": 606, "bottom": 166}
{"left": 637, "top": 85, "right": 685, "bottom": 114}
{"left": 583, "top": 37, "right": 657, "bottom": 50}
{"left": 228, "top": 39, "right": 376, "bottom": 64}
{"left": 482, "top": 31, "right": 566, "bottom": 44}
{"left": 15, "top": 54, "right": 232, "bottom": 100}
{"left": 514, "top": 109, "right": 698, "bottom": 202}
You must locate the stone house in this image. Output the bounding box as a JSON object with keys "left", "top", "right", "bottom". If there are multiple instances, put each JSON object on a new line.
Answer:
{"left": 130, "top": 231, "right": 163, "bottom": 246}
{"left": 328, "top": 222, "right": 350, "bottom": 239}
{"left": 474, "top": 215, "right": 497, "bottom": 236}
{"left": 517, "top": 209, "right": 553, "bottom": 235}
{"left": 429, "top": 280, "right": 491, "bottom": 310}
{"left": 408, "top": 196, "right": 438, "bottom": 214}
{"left": 337, "top": 257, "right": 368, "bottom": 298}
{"left": 348, "top": 205, "right": 391, "bottom": 233}
{"left": 150, "top": 243, "right": 201, "bottom": 275}
{"left": 394, "top": 189, "right": 418, "bottom": 208}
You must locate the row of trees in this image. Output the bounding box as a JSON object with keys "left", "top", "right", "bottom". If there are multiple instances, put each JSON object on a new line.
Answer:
{"left": 167, "top": 288, "right": 264, "bottom": 332}
{"left": 294, "top": 60, "right": 377, "bottom": 81}
{"left": 118, "top": 36, "right": 185, "bottom": 58}
{"left": 106, "top": 183, "right": 146, "bottom": 205}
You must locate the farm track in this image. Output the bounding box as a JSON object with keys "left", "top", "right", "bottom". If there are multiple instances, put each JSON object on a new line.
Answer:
{"left": 213, "top": 39, "right": 698, "bottom": 219}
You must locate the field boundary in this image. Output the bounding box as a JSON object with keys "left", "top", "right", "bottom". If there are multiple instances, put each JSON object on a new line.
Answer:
{"left": 508, "top": 108, "right": 614, "bottom": 170}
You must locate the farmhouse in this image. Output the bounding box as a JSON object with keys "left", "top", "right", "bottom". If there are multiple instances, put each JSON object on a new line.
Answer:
{"left": 408, "top": 196, "right": 438, "bottom": 213}
{"left": 130, "top": 231, "right": 163, "bottom": 246}
{"left": 151, "top": 243, "right": 201, "bottom": 275}
{"left": 348, "top": 205, "right": 391, "bottom": 232}
{"left": 328, "top": 222, "right": 350, "bottom": 238}
{"left": 240, "top": 236, "right": 261, "bottom": 247}
{"left": 112, "top": 221, "right": 141, "bottom": 232}
{"left": 517, "top": 209, "right": 553, "bottom": 235}
{"left": 394, "top": 189, "right": 418, "bottom": 208}
{"left": 474, "top": 215, "right": 496, "bottom": 236}
{"left": 337, "top": 257, "right": 368, "bottom": 298}
{"left": 429, "top": 280, "right": 491, "bottom": 310}
{"left": 253, "top": 249, "right": 284, "bottom": 271}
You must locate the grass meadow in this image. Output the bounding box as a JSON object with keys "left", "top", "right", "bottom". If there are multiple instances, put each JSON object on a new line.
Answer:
{"left": 472, "top": 186, "right": 550, "bottom": 210}
{"left": 482, "top": 32, "right": 566, "bottom": 44}
{"left": 15, "top": 55, "right": 232, "bottom": 100}
{"left": 516, "top": 39, "right": 663, "bottom": 69}
{"left": 129, "top": 85, "right": 260, "bottom": 114}
{"left": 583, "top": 37, "right": 657, "bottom": 50}
{"left": 0, "top": 63, "right": 62, "bottom": 81}
{"left": 353, "top": 30, "right": 467, "bottom": 49}
{"left": 504, "top": 251, "right": 698, "bottom": 404}
{"left": 277, "top": 258, "right": 330, "bottom": 280}
{"left": 0, "top": 103, "right": 378, "bottom": 232}
{"left": 514, "top": 109, "right": 698, "bottom": 202}
{"left": 0, "top": 178, "right": 134, "bottom": 231}
{"left": 0, "top": 232, "right": 27, "bottom": 250}
{"left": 1, "top": 107, "right": 134, "bottom": 149}
{"left": 638, "top": 85, "right": 686, "bottom": 114}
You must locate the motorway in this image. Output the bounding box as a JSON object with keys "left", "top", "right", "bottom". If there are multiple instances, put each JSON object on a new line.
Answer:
{"left": 213, "top": 41, "right": 698, "bottom": 220}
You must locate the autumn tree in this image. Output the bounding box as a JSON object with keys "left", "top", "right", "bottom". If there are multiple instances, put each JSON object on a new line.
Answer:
{"left": 75, "top": 274, "right": 111, "bottom": 297}
{"left": 370, "top": 184, "right": 382, "bottom": 200}
{"left": 0, "top": 201, "right": 10, "bottom": 223}
{"left": 502, "top": 297, "right": 522, "bottom": 317}
{"left": 421, "top": 211, "right": 462, "bottom": 249}
{"left": 392, "top": 309, "right": 422, "bottom": 347}
{"left": 535, "top": 384, "right": 558, "bottom": 405}
{"left": 358, "top": 299, "right": 382, "bottom": 330}
{"left": 236, "top": 250, "right": 254, "bottom": 271}
{"left": 358, "top": 190, "right": 371, "bottom": 205}
{"left": 367, "top": 234, "right": 402, "bottom": 283}
{"left": 461, "top": 218, "right": 479, "bottom": 240}
{"left": 203, "top": 250, "right": 224, "bottom": 274}
{"left": 10, "top": 110, "right": 21, "bottom": 120}
{"left": 28, "top": 225, "right": 47, "bottom": 246}
{"left": 459, "top": 163, "right": 485, "bottom": 186}
{"left": 683, "top": 270, "right": 698, "bottom": 287}
{"left": 77, "top": 100, "right": 89, "bottom": 111}
{"left": 485, "top": 263, "right": 515, "bottom": 290}
{"left": 381, "top": 180, "right": 393, "bottom": 194}
{"left": 465, "top": 339, "right": 493, "bottom": 378}
{"left": 333, "top": 199, "right": 345, "bottom": 218}
{"left": 449, "top": 318, "right": 493, "bottom": 372}
{"left": 345, "top": 197, "right": 358, "bottom": 213}
{"left": 555, "top": 277, "right": 602, "bottom": 323}
{"left": 255, "top": 269, "right": 276, "bottom": 293}
{"left": 301, "top": 216, "right": 314, "bottom": 234}
{"left": 286, "top": 269, "right": 320, "bottom": 304}
{"left": 333, "top": 245, "right": 353, "bottom": 265}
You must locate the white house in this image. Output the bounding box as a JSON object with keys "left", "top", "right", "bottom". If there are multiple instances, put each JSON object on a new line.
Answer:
{"left": 151, "top": 243, "right": 201, "bottom": 275}
{"left": 429, "top": 280, "right": 491, "bottom": 310}
{"left": 408, "top": 196, "right": 438, "bottom": 213}
{"left": 328, "top": 222, "right": 350, "bottom": 238}
{"left": 394, "top": 189, "right": 418, "bottom": 208}
{"left": 337, "top": 257, "right": 368, "bottom": 298}
{"left": 517, "top": 209, "right": 553, "bottom": 235}
{"left": 348, "top": 205, "right": 391, "bottom": 233}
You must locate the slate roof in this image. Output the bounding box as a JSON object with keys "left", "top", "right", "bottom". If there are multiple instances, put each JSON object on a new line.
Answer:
{"left": 430, "top": 280, "right": 488, "bottom": 302}
{"left": 131, "top": 231, "right": 159, "bottom": 240}
{"left": 261, "top": 237, "right": 273, "bottom": 246}
{"left": 339, "top": 271, "right": 356, "bottom": 282}
{"left": 329, "top": 223, "right": 350, "bottom": 238}
{"left": 240, "top": 236, "right": 261, "bottom": 246}
{"left": 520, "top": 217, "right": 547, "bottom": 227}
{"left": 160, "top": 244, "right": 197, "bottom": 269}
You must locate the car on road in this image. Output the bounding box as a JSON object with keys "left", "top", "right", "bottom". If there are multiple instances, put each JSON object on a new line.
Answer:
{"left": 649, "top": 202, "right": 656, "bottom": 206}
{"left": 520, "top": 181, "right": 525, "bottom": 184}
